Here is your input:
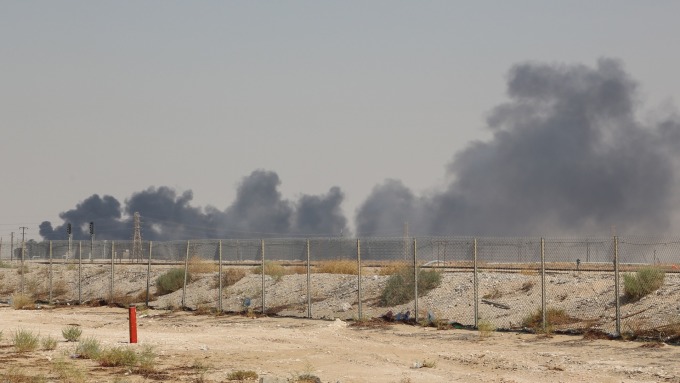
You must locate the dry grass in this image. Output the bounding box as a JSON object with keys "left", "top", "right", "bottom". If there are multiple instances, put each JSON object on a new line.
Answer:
{"left": 0, "top": 367, "right": 47, "bottom": 383}
{"left": 188, "top": 256, "right": 218, "bottom": 274}
{"left": 477, "top": 319, "right": 496, "bottom": 338}
{"left": 11, "top": 294, "right": 34, "bottom": 310}
{"left": 377, "top": 262, "right": 409, "bottom": 276}
{"left": 214, "top": 268, "right": 247, "bottom": 288}
{"left": 316, "top": 260, "right": 358, "bottom": 275}
{"left": 522, "top": 307, "right": 579, "bottom": 333}
{"left": 226, "top": 370, "right": 259, "bottom": 381}
{"left": 252, "top": 261, "right": 288, "bottom": 282}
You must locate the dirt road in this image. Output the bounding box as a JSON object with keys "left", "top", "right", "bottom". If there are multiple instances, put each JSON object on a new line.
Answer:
{"left": 1, "top": 306, "right": 679, "bottom": 382}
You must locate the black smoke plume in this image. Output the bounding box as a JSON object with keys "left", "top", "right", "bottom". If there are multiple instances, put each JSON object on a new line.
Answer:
{"left": 356, "top": 59, "right": 680, "bottom": 236}
{"left": 40, "top": 170, "right": 348, "bottom": 240}
{"left": 42, "top": 59, "right": 680, "bottom": 239}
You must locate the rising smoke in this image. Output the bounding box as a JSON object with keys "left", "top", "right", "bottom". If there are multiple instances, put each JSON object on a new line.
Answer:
{"left": 356, "top": 59, "right": 680, "bottom": 236}
{"left": 40, "top": 170, "right": 348, "bottom": 240}
{"left": 41, "top": 59, "right": 680, "bottom": 240}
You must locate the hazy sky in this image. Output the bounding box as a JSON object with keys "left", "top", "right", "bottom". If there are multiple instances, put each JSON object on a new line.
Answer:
{"left": 2, "top": 1, "right": 680, "bottom": 241}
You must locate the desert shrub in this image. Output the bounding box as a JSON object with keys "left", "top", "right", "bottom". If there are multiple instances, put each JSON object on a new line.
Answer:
{"left": 75, "top": 337, "right": 101, "bottom": 359}
{"left": 12, "top": 328, "right": 40, "bottom": 352}
{"left": 316, "top": 260, "right": 358, "bottom": 275}
{"left": 41, "top": 335, "right": 58, "bottom": 350}
{"left": 624, "top": 266, "right": 665, "bottom": 302}
{"left": 136, "top": 345, "right": 158, "bottom": 374}
{"left": 52, "top": 279, "right": 68, "bottom": 297}
{"left": 215, "top": 268, "right": 247, "bottom": 288}
{"left": 522, "top": 307, "right": 576, "bottom": 332}
{"left": 156, "top": 268, "right": 191, "bottom": 295}
{"left": 62, "top": 326, "right": 82, "bottom": 342}
{"left": 251, "top": 261, "right": 287, "bottom": 282}
{"left": 51, "top": 358, "right": 86, "bottom": 383}
{"left": 11, "top": 293, "right": 34, "bottom": 309}
{"left": 97, "top": 346, "right": 138, "bottom": 367}
{"left": 379, "top": 267, "right": 442, "bottom": 307}
{"left": 188, "top": 255, "right": 218, "bottom": 273}
{"left": 227, "top": 370, "right": 258, "bottom": 381}
{"left": 294, "top": 374, "right": 322, "bottom": 383}
{"left": 477, "top": 319, "right": 496, "bottom": 338}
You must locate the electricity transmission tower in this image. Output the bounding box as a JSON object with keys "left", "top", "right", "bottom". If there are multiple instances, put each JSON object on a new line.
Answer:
{"left": 132, "top": 212, "right": 143, "bottom": 262}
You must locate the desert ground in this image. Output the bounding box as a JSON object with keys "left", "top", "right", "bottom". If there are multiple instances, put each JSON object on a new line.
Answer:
{"left": 1, "top": 305, "right": 680, "bottom": 383}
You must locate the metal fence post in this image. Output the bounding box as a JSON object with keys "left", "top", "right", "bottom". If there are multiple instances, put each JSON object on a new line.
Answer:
{"left": 78, "top": 241, "right": 82, "bottom": 304}
{"left": 218, "top": 240, "right": 223, "bottom": 313}
{"left": 413, "top": 238, "right": 418, "bottom": 323}
{"left": 306, "top": 239, "right": 311, "bottom": 319}
{"left": 357, "top": 239, "right": 362, "bottom": 321}
{"left": 541, "top": 238, "right": 546, "bottom": 332}
{"left": 473, "top": 238, "right": 478, "bottom": 328}
{"left": 110, "top": 241, "right": 115, "bottom": 303}
{"left": 614, "top": 236, "right": 621, "bottom": 336}
{"left": 261, "top": 239, "right": 266, "bottom": 315}
{"left": 182, "top": 240, "right": 190, "bottom": 309}
{"left": 49, "top": 241, "right": 53, "bottom": 304}
{"left": 146, "top": 241, "right": 152, "bottom": 307}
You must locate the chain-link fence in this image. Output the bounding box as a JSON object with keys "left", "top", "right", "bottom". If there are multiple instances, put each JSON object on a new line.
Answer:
{"left": 1, "top": 236, "right": 679, "bottom": 338}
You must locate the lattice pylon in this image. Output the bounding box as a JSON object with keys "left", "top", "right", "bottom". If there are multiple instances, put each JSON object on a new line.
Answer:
{"left": 132, "top": 212, "right": 143, "bottom": 262}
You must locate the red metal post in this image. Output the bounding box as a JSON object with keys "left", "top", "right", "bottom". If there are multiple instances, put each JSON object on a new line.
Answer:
{"left": 129, "top": 305, "right": 138, "bottom": 343}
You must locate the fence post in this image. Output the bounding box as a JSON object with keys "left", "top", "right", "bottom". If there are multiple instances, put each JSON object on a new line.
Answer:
{"left": 473, "top": 238, "right": 478, "bottom": 328}
{"left": 357, "top": 239, "right": 362, "bottom": 321}
{"left": 110, "top": 241, "right": 115, "bottom": 303}
{"left": 413, "top": 238, "right": 418, "bottom": 323}
{"left": 614, "top": 236, "right": 621, "bottom": 336}
{"left": 306, "top": 239, "right": 311, "bottom": 319}
{"left": 182, "top": 240, "right": 190, "bottom": 309}
{"left": 261, "top": 239, "right": 266, "bottom": 315}
{"left": 541, "top": 238, "right": 546, "bottom": 332}
{"left": 78, "top": 241, "right": 82, "bottom": 304}
{"left": 146, "top": 241, "right": 152, "bottom": 307}
{"left": 218, "top": 240, "right": 223, "bottom": 313}
{"left": 20, "top": 237, "right": 25, "bottom": 294}
{"left": 49, "top": 241, "right": 53, "bottom": 304}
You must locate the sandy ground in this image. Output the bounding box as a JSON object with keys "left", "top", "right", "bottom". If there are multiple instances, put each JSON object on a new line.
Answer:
{"left": 1, "top": 306, "right": 680, "bottom": 383}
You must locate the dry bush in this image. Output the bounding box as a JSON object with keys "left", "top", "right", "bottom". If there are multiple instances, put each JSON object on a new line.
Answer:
{"left": 11, "top": 293, "right": 34, "bottom": 310}
{"left": 624, "top": 266, "right": 665, "bottom": 302}
{"left": 379, "top": 266, "right": 442, "bottom": 307}
{"left": 156, "top": 268, "right": 191, "bottom": 295}
{"left": 188, "top": 256, "right": 218, "bottom": 274}
{"left": 226, "top": 370, "right": 258, "bottom": 381}
{"left": 477, "top": 319, "right": 496, "bottom": 338}
{"left": 52, "top": 279, "right": 68, "bottom": 297}
{"left": 316, "top": 260, "right": 358, "bottom": 275}
{"left": 214, "top": 268, "right": 247, "bottom": 289}
{"left": 12, "top": 328, "right": 40, "bottom": 352}
{"left": 251, "top": 261, "right": 288, "bottom": 282}
{"left": 522, "top": 307, "right": 578, "bottom": 332}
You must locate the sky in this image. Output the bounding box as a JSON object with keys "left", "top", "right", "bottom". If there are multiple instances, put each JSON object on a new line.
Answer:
{"left": 2, "top": 1, "right": 680, "bottom": 241}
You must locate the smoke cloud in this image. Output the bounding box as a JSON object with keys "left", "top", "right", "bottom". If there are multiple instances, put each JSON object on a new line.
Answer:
{"left": 41, "top": 59, "right": 680, "bottom": 239}
{"left": 40, "top": 170, "right": 348, "bottom": 240}
{"left": 356, "top": 59, "right": 680, "bottom": 236}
